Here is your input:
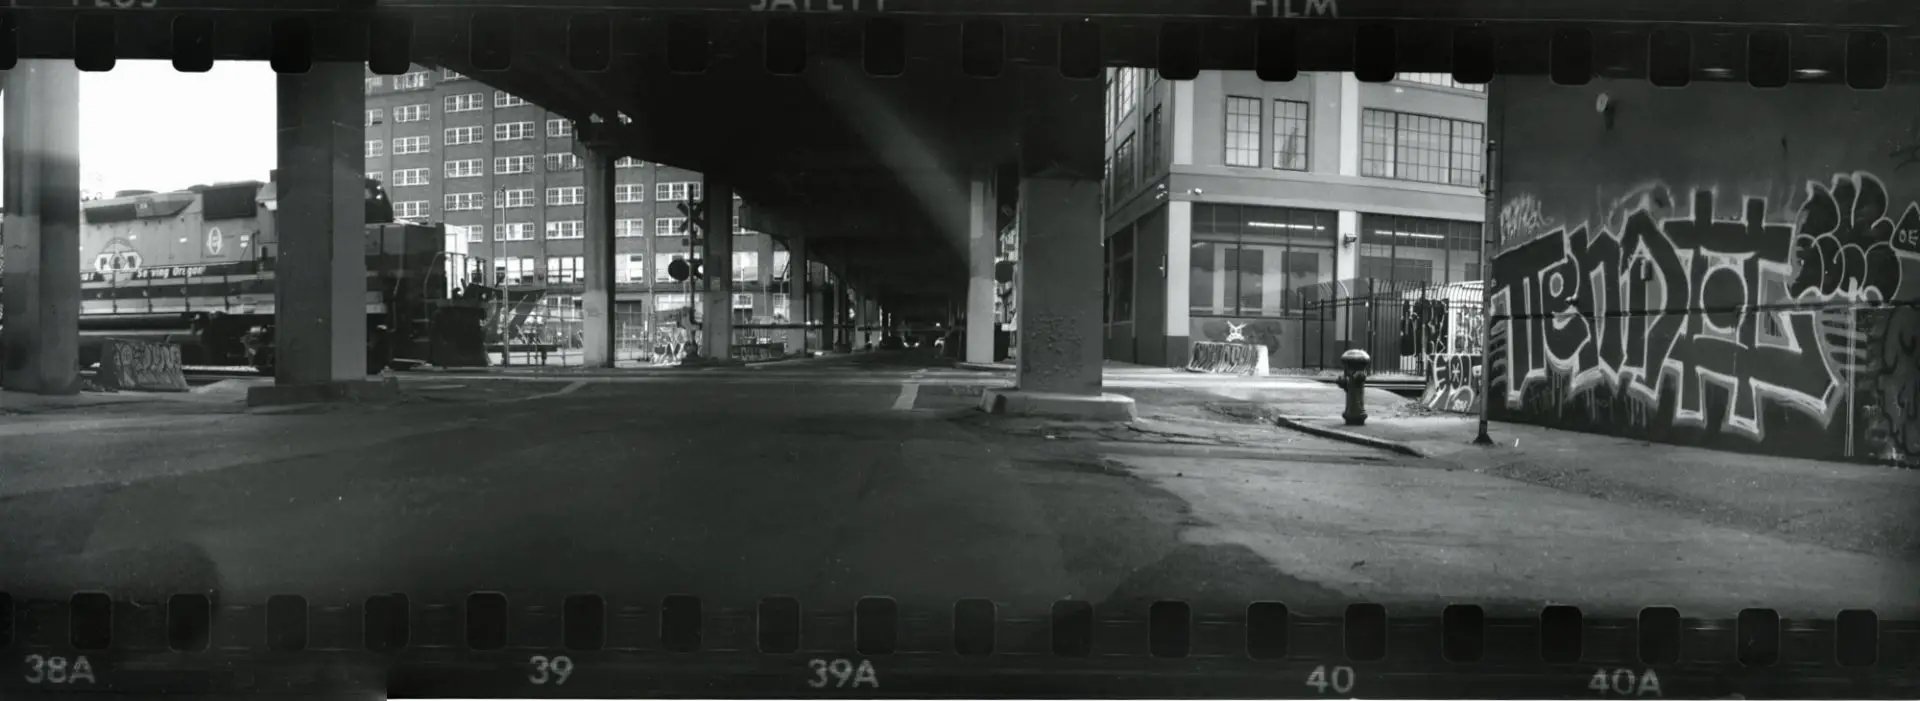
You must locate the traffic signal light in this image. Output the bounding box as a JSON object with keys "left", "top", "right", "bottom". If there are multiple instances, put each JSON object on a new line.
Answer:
{"left": 668, "top": 258, "right": 705, "bottom": 282}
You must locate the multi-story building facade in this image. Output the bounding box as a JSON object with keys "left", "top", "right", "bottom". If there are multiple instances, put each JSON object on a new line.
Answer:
{"left": 1102, "top": 69, "right": 1490, "bottom": 369}
{"left": 363, "top": 65, "right": 803, "bottom": 334}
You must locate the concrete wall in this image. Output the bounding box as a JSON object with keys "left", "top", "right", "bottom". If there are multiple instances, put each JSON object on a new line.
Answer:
{"left": 1489, "top": 76, "right": 1920, "bottom": 466}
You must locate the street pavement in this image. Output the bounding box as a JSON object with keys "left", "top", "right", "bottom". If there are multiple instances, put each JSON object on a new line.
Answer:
{"left": 1, "top": 349, "right": 1913, "bottom": 635}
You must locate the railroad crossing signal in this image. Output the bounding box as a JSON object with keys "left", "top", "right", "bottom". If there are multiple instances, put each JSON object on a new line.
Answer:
{"left": 667, "top": 257, "right": 704, "bottom": 282}
{"left": 676, "top": 198, "right": 707, "bottom": 235}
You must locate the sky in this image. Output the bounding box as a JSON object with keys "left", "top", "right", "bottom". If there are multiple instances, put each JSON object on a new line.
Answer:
{"left": 0, "top": 61, "right": 278, "bottom": 196}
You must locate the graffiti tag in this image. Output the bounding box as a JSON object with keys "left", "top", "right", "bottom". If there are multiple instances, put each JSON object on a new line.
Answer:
{"left": 1420, "top": 353, "right": 1482, "bottom": 414}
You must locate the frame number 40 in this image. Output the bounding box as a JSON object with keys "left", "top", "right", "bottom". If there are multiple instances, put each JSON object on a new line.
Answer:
{"left": 1305, "top": 665, "right": 1355, "bottom": 694}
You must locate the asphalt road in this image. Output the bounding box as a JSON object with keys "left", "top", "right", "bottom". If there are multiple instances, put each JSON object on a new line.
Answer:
{"left": 2, "top": 350, "right": 1914, "bottom": 644}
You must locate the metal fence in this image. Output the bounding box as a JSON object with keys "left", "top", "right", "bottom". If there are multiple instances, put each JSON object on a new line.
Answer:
{"left": 1299, "top": 278, "right": 1485, "bottom": 377}
{"left": 480, "top": 296, "right": 826, "bottom": 367}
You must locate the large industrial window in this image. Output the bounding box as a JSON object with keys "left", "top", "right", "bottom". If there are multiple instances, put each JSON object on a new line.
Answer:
{"left": 1397, "top": 73, "right": 1488, "bottom": 92}
{"left": 1105, "top": 226, "right": 1136, "bottom": 324}
{"left": 1271, "top": 99, "right": 1310, "bottom": 171}
{"left": 391, "top": 168, "right": 429, "bottom": 187}
{"left": 1224, "top": 96, "right": 1262, "bottom": 167}
{"left": 547, "top": 119, "right": 574, "bottom": 138}
{"left": 656, "top": 181, "right": 701, "bottom": 202}
{"left": 656, "top": 217, "right": 687, "bottom": 236}
{"left": 616, "top": 219, "right": 645, "bottom": 238}
{"left": 446, "top": 159, "right": 483, "bottom": 179}
{"left": 546, "top": 153, "right": 582, "bottom": 172}
{"left": 494, "top": 91, "right": 528, "bottom": 108}
{"left": 392, "top": 136, "right": 430, "bottom": 155}
{"left": 446, "top": 93, "right": 484, "bottom": 112}
{"left": 1142, "top": 104, "right": 1163, "bottom": 178}
{"left": 1113, "top": 135, "right": 1136, "bottom": 201}
{"left": 616, "top": 184, "right": 647, "bottom": 203}
{"left": 495, "top": 223, "right": 536, "bottom": 241}
{"left": 494, "top": 122, "right": 535, "bottom": 141}
{"left": 496, "top": 189, "right": 535, "bottom": 209}
{"left": 394, "top": 104, "right": 430, "bottom": 123}
{"left": 1356, "top": 213, "right": 1483, "bottom": 290}
{"left": 546, "top": 186, "right": 584, "bottom": 206}
{"left": 1189, "top": 203, "right": 1337, "bottom": 318}
{"left": 395, "top": 201, "right": 430, "bottom": 219}
{"left": 545, "top": 220, "right": 584, "bottom": 239}
{"left": 547, "top": 256, "right": 584, "bottom": 283}
{"left": 444, "top": 192, "right": 485, "bottom": 211}
{"left": 445, "top": 126, "right": 484, "bottom": 145}
{"left": 1360, "top": 109, "right": 1485, "bottom": 187}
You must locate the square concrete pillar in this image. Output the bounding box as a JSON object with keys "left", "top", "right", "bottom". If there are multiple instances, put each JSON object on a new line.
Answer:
{"left": 788, "top": 236, "right": 810, "bottom": 352}
{"left": 701, "top": 179, "right": 734, "bottom": 360}
{"left": 267, "top": 61, "right": 369, "bottom": 388}
{"left": 581, "top": 145, "right": 617, "bottom": 367}
{"left": 965, "top": 169, "right": 998, "bottom": 365}
{"left": 980, "top": 176, "right": 1136, "bottom": 421}
{"left": 1, "top": 60, "right": 83, "bottom": 395}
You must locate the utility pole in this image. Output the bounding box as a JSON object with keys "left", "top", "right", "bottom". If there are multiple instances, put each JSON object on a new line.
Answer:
{"left": 1474, "top": 140, "right": 1499, "bottom": 444}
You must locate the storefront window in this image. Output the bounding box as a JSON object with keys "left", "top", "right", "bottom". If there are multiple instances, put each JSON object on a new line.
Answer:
{"left": 1356, "top": 213, "right": 1482, "bottom": 291}
{"left": 1189, "top": 204, "right": 1336, "bottom": 317}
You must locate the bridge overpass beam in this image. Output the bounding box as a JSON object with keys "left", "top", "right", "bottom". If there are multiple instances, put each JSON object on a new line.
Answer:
{"left": 258, "top": 61, "right": 373, "bottom": 397}
{"left": 1, "top": 60, "right": 83, "bottom": 395}
{"left": 700, "top": 178, "right": 734, "bottom": 360}
{"left": 581, "top": 141, "right": 617, "bottom": 368}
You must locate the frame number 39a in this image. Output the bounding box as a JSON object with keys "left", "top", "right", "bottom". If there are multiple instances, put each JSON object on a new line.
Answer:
{"left": 1305, "top": 665, "right": 1355, "bottom": 694}
{"left": 808, "top": 658, "right": 879, "bottom": 689}
{"left": 22, "top": 655, "right": 96, "bottom": 685}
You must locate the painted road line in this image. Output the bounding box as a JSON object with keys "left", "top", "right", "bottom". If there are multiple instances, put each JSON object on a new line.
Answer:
{"left": 892, "top": 370, "right": 927, "bottom": 411}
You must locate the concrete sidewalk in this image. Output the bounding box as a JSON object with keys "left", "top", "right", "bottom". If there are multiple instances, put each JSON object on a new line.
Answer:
{"left": 1242, "top": 380, "right": 1920, "bottom": 561}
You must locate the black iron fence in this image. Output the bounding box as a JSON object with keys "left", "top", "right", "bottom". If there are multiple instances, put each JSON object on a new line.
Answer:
{"left": 1299, "top": 278, "right": 1486, "bottom": 377}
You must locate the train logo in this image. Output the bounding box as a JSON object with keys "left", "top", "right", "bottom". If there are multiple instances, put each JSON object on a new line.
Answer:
{"left": 206, "top": 227, "right": 224, "bottom": 256}
{"left": 93, "top": 237, "right": 143, "bottom": 276}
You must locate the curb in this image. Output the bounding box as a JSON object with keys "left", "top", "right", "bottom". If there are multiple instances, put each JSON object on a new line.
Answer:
{"left": 956, "top": 362, "right": 1014, "bottom": 372}
{"left": 1272, "top": 416, "right": 1428, "bottom": 458}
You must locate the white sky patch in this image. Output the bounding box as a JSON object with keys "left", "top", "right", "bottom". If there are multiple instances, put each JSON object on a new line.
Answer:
{"left": 0, "top": 60, "right": 277, "bottom": 196}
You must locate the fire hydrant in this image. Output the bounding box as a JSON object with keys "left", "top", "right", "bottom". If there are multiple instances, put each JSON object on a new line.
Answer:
{"left": 1337, "top": 349, "right": 1371, "bottom": 426}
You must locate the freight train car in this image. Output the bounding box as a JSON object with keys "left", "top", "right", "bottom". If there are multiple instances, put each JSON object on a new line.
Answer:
{"left": 3, "top": 178, "right": 495, "bottom": 375}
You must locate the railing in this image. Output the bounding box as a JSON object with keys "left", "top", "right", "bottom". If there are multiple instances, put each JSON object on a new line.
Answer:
{"left": 1299, "top": 278, "right": 1486, "bottom": 377}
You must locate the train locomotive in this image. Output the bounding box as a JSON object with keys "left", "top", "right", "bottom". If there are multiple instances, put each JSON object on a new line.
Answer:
{"left": 4, "top": 177, "right": 495, "bottom": 375}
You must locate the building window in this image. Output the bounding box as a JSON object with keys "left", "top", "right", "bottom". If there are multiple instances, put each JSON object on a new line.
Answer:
{"left": 494, "top": 121, "right": 535, "bottom": 141}
{"left": 546, "top": 186, "right": 585, "bottom": 206}
{"left": 615, "top": 184, "right": 646, "bottom": 203}
{"left": 1102, "top": 157, "right": 1112, "bottom": 210}
{"left": 618, "top": 254, "right": 648, "bottom": 283}
{"left": 395, "top": 71, "right": 429, "bottom": 91}
{"left": 1224, "top": 96, "right": 1262, "bottom": 168}
{"left": 495, "top": 91, "right": 528, "bottom": 108}
{"left": 368, "top": 171, "right": 385, "bottom": 184}
{"left": 1104, "top": 70, "right": 1117, "bottom": 137}
{"left": 547, "top": 256, "right": 585, "bottom": 283}
{"left": 1271, "top": 99, "right": 1310, "bottom": 172}
{"left": 1360, "top": 109, "right": 1485, "bottom": 187}
{"left": 445, "top": 126, "right": 484, "bottom": 145}
{"left": 733, "top": 251, "right": 759, "bottom": 282}
{"left": 616, "top": 156, "right": 644, "bottom": 168}
{"left": 496, "top": 189, "right": 535, "bottom": 209}
{"left": 364, "top": 77, "right": 382, "bottom": 94}
{"left": 445, "top": 93, "right": 484, "bottom": 113}
{"left": 1356, "top": 213, "right": 1483, "bottom": 289}
{"left": 365, "top": 140, "right": 384, "bottom": 158}
{"left": 444, "top": 192, "right": 486, "bottom": 211}
{"left": 1118, "top": 68, "right": 1138, "bottom": 122}
{"left": 616, "top": 218, "right": 646, "bottom": 237}
{"left": 1397, "top": 72, "right": 1488, "bottom": 92}
{"left": 451, "top": 224, "right": 484, "bottom": 243}
{"left": 394, "top": 201, "right": 431, "bottom": 219}
{"left": 394, "top": 104, "right": 430, "bottom": 123}
{"left": 391, "top": 168, "right": 429, "bottom": 187}
{"left": 1113, "top": 135, "right": 1136, "bottom": 201}
{"left": 496, "top": 257, "right": 536, "bottom": 285}
{"left": 494, "top": 155, "right": 534, "bottom": 175}
{"left": 392, "top": 136, "right": 430, "bottom": 155}
{"left": 546, "top": 119, "right": 573, "bottom": 137}
{"left": 732, "top": 292, "right": 755, "bottom": 310}
{"left": 442, "top": 68, "right": 465, "bottom": 81}
{"left": 546, "top": 153, "right": 582, "bottom": 172}
{"left": 655, "top": 253, "right": 688, "bottom": 282}
{"left": 773, "top": 251, "right": 791, "bottom": 280}
{"left": 545, "top": 220, "right": 585, "bottom": 239}
{"left": 445, "top": 159, "right": 484, "bottom": 179}
{"left": 656, "top": 181, "right": 700, "bottom": 202}
{"left": 773, "top": 293, "right": 791, "bottom": 322}
{"left": 655, "top": 217, "right": 687, "bottom": 236}
{"left": 365, "top": 108, "right": 383, "bottom": 126}
{"left": 1141, "top": 104, "right": 1163, "bottom": 178}
{"left": 1105, "top": 226, "right": 1136, "bottom": 324}
{"left": 495, "top": 223, "right": 536, "bottom": 241}
{"left": 1188, "top": 203, "right": 1339, "bottom": 318}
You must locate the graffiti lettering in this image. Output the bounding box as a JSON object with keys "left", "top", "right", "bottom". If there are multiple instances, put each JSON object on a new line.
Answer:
{"left": 97, "top": 339, "right": 189, "bottom": 392}
{"left": 1492, "top": 171, "right": 1920, "bottom": 464}
{"left": 1420, "top": 353, "right": 1482, "bottom": 414}
{"left": 1498, "top": 194, "right": 1553, "bottom": 245}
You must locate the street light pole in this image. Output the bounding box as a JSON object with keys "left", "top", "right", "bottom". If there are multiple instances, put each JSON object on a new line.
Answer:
{"left": 1474, "top": 97, "right": 1501, "bottom": 445}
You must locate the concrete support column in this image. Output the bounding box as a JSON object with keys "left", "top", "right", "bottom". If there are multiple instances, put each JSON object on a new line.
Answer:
{"left": 965, "top": 170, "right": 998, "bottom": 364}
{"left": 701, "top": 179, "right": 734, "bottom": 360}
{"left": 788, "top": 236, "right": 811, "bottom": 353}
{"left": 1011, "top": 176, "right": 1104, "bottom": 395}
{"left": 581, "top": 144, "right": 617, "bottom": 367}
{"left": 1, "top": 60, "right": 83, "bottom": 395}
{"left": 271, "top": 61, "right": 368, "bottom": 386}
{"left": 852, "top": 288, "right": 869, "bottom": 349}
{"left": 1164, "top": 200, "right": 1193, "bottom": 366}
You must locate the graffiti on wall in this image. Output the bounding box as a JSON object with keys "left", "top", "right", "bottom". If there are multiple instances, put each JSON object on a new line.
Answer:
{"left": 1857, "top": 306, "right": 1920, "bottom": 464}
{"left": 1197, "top": 317, "right": 1284, "bottom": 356}
{"left": 1420, "top": 353, "right": 1482, "bottom": 414}
{"left": 1491, "top": 171, "right": 1920, "bottom": 464}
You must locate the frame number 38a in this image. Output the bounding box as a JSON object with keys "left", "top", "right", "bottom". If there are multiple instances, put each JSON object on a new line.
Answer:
{"left": 808, "top": 658, "right": 879, "bottom": 689}
{"left": 22, "top": 655, "right": 96, "bottom": 685}
{"left": 527, "top": 655, "right": 574, "bottom": 686}
{"left": 1305, "top": 665, "right": 1355, "bottom": 694}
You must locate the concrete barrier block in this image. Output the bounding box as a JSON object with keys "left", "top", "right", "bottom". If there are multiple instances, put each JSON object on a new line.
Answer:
{"left": 1185, "top": 341, "right": 1266, "bottom": 376}
{"left": 96, "top": 339, "right": 190, "bottom": 393}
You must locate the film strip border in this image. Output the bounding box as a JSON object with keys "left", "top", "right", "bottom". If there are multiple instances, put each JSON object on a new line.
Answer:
{"left": 1, "top": 592, "right": 1917, "bottom": 697}
{"left": 0, "top": 8, "right": 1915, "bottom": 88}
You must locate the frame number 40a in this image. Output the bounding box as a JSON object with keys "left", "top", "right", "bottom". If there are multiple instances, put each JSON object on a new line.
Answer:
{"left": 807, "top": 658, "right": 878, "bottom": 689}
{"left": 1305, "top": 665, "right": 1355, "bottom": 694}
{"left": 1589, "top": 668, "right": 1663, "bottom": 697}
